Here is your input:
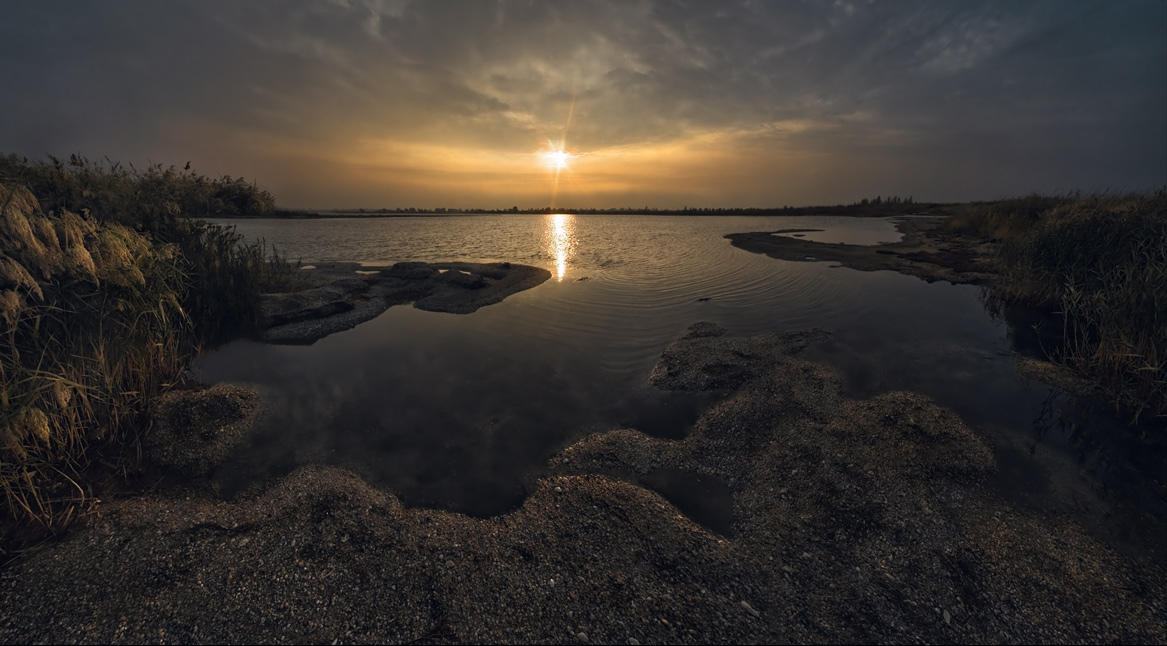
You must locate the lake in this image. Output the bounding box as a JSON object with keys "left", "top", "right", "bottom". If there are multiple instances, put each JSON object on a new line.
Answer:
{"left": 197, "top": 214, "right": 1164, "bottom": 563}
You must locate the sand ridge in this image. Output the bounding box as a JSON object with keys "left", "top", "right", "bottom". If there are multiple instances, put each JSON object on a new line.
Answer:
{"left": 726, "top": 216, "right": 996, "bottom": 285}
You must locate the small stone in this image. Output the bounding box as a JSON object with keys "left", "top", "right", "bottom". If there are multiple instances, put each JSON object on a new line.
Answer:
{"left": 576, "top": 632, "right": 589, "bottom": 642}
{"left": 943, "top": 609, "right": 951, "bottom": 625}
{"left": 740, "top": 600, "right": 761, "bottom": 617}
{"left": 445, "top": 560, "right": 455, "bottom": 568}
{"left": 555, "top": 486, "right": 563, "bottom": 493}
{"left": 801, "top": 552, "right": 812, "bottom": 559}
{"left": 628, "top": 639, "right": 640, "bottom": 646}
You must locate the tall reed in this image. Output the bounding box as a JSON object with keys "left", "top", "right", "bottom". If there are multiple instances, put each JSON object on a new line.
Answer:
{"left": 0, "top": 153, "right": 275, "bottom": 227}
{"left": 1, "top": 155, "right": 298, "bottom": 541}
{"left": 951, "top": 191, "right": 1166, "bottom": 423}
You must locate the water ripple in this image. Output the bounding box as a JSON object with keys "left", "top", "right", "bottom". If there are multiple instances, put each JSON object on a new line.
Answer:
{"left": 197, "top": 214, "right": 932, "bottom": 513}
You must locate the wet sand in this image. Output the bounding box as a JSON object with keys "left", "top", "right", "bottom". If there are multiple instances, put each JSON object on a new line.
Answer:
{"left": 261, "top": 261, "right": 551, "bottom": 344}
{"left": 726, "top": 216, "right": 996, "bottom": 285}
{"left": 3, "top": 324, "right": 1163, "bottom": 644}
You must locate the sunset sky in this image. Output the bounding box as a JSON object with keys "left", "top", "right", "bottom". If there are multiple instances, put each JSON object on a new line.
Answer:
{"left": 2, "top": 0, "right": 1164, "bottom": 209}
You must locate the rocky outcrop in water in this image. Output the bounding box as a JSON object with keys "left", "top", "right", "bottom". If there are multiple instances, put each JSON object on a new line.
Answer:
{"left": 260, "top": 277, "right": 370, "bottom": 328}
{"left": 260, "top": 261, "right": 550, "bottom": 344}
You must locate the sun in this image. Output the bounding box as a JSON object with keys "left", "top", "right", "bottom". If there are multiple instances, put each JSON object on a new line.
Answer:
{"left": 541, "top": 149, "right": 572, "bottom": 171}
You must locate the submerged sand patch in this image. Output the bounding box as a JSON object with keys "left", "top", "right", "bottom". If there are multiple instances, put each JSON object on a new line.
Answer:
{"left": 145, "top": 384, "right": 260, "bottom": 476}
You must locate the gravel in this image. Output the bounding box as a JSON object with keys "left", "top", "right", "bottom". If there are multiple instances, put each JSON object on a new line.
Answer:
{"left": 144, "top": 384, "right": 260, "bottom": 476}
{"left": 2, "top": 323, "right": 1163, "bottom": 644}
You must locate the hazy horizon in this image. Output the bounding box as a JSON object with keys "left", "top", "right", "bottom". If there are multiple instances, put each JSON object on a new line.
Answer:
{"left": 283, "top": 198, "right": 933, "bottom": 213}
{"left": 3, "top": 0, "right": 1164, "bottom": 210}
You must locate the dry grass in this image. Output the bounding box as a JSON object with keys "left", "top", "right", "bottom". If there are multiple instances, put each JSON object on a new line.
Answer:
{"left": 950, "top": 190, "right": 1166, "bottom": 424}
{"left": 0, "top": 153, "right": 275, "bottom": 226}
{"left": 0, "top": 184, "right": 189, "bottom": 532}
{"left": 1, "top": 155, "right": 301, "bottom": 545}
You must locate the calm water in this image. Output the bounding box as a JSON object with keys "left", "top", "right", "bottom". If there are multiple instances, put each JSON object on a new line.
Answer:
{"left": 197, "top": 214, "right": 1164, "bottom": 562}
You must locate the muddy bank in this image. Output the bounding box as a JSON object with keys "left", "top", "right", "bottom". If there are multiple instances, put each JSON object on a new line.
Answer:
{"left": 261, "top": 261, "right": 550, "bottom": 344}
{"left": 727, "top": 216, "right": 995, "bottom": 285}
{"left": 2, "top": 323, "right": 1163, "bottom": 644}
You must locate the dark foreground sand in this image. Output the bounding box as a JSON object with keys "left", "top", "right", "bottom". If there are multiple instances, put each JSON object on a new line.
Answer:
{"left": 2, "top": 323, "right": 1163, "bottom": 644}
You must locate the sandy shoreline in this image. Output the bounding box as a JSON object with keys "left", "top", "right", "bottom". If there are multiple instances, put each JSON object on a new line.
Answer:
{"left": 2, "top": 323, "right": 1163, "bottom": 644}
{"left": 726, "top": 216, "right": 996, "bottom": 285}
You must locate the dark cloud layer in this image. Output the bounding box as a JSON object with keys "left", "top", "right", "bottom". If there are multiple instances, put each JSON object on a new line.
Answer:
{"left": 2, "top": 0, "right": 1163, "bottom": 208}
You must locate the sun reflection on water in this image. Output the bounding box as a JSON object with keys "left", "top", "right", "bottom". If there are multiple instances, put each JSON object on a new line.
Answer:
{"left": 546, "top": 213, "right": 575, "bottom": 281}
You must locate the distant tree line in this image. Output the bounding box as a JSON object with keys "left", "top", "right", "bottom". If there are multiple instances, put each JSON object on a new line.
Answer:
{"left": 298, "top": 195, "right": 943, "bottom": 218}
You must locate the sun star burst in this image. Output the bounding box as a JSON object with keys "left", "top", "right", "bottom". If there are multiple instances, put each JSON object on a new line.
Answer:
{"left": 542, "top": 149, "right": 572, "bottom": 171}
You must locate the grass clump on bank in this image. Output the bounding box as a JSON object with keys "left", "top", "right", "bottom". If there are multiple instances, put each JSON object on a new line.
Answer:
{"left": 950, "top": 190, "right": 1166, "bottom": 423}
{"left": 1, "top": 154, "right": 299, "bottom": 540}
{"left": 1, "top": 153, "right": 276, "bottom": 228}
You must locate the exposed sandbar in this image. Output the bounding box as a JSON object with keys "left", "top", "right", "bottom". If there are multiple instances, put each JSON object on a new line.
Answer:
{"left": 261, "top": 261, "right": 550, "bottom": 344}
{"left": 727, "top": 216, "right": 996, "bottom": 284}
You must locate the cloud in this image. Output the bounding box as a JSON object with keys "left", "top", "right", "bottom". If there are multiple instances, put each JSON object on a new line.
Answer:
{"left": 0, "top": 0, "right": 1162, "bottom": 207}
{"left": 917, "top": 16, "right": 1026, "bottom": 75}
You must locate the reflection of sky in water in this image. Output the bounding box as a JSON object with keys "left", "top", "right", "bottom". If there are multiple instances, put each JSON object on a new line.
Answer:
{"left": 547, "top": 213, "right": 575, "bottom": 281}
{"left": 197, "top": 214, "right": 1165, "bottom": 563}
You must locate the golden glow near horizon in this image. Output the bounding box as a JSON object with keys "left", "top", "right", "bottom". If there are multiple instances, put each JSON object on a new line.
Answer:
{"left": 28, "top": 3, "right": 1157, "bottom": 212}
{"left": 546, "top": 212, "right": 575, "bottom": 281}
{"left": 286, "top": 121, "right": 826, "bottom": 209}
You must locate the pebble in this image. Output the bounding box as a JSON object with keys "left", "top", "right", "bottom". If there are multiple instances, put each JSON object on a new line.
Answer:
{"left": 576, "top": 632, "right": 589, "bottom": 642}
{"left": 943, "top": 609, "right": 951, "bottom": 625}
{"left": 740, "top": 600, "right": 761, "bottom": 617}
